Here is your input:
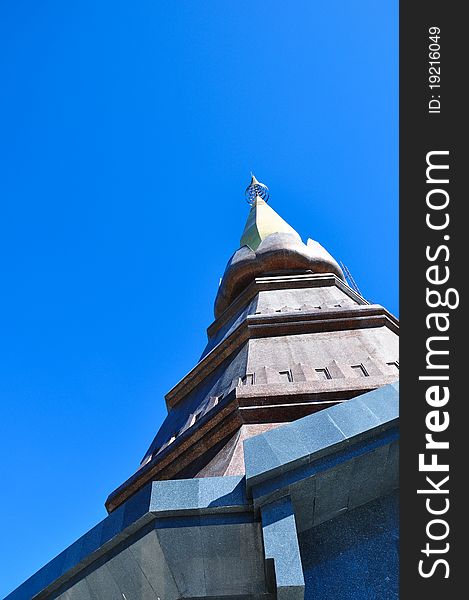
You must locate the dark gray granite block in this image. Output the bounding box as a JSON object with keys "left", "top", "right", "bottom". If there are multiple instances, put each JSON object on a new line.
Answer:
{"left": 298, "top": 492, "right": 399, "bottom": 600}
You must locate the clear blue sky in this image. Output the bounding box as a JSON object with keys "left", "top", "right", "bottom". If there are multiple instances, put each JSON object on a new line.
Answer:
{"left": 0, "top": 1, "right": 397, "bottom": 596}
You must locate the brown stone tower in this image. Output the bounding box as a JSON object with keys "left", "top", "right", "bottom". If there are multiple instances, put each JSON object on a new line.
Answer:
{"left": 106, "top": 175, "right": 399, "bottom": 513}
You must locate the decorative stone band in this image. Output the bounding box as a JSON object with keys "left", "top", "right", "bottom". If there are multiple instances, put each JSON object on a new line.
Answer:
{"left": 207, "top": 273, "right": 368, "bottom": 341}
{"left": 166, "top": 302, "right": 398, "bottom": 410}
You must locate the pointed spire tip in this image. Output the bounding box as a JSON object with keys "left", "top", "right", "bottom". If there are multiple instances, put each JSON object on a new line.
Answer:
{"left": 245, "top": 173, "right": 269, "bottom": 205}
{"left": 250, "top": 172, "right": 260, "bottom": 186}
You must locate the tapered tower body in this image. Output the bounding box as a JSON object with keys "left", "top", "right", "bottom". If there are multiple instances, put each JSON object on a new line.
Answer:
{"left": 107, "top": 175, "right": 399, "bottom": 511}
{"left": 7, "top": 177, "right": 399, "bottom": 600}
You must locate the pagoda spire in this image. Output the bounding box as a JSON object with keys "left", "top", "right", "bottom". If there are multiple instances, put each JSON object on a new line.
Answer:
{"left": 214, "top": 174, "right": 345, "bottom": 317}
{"left": 240, "top": 174, "right": 301, "bottom": 251}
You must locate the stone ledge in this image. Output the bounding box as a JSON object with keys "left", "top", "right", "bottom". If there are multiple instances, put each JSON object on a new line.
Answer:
{"left": 244, "top": 383, "right": 399, "bottom": 488}
{"left": 243, "top": 384, "right": 399, "bottom": 536}
{"left": 4, "top": 477, "right": 248, "bottom": 600}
